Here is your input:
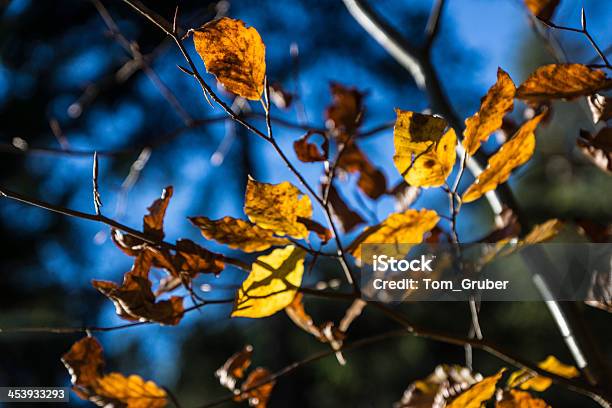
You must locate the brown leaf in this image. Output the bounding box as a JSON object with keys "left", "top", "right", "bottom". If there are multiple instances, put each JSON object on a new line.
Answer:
{"left": 237, "top": 368, "right": 275, "bottom": 408}
{"left": 269, "top": 82, "right": 293, "bottom": 109}
{"left": 496, "top": 390, "right": 551, "bottom": 408}
{"left": 587, "top": 94, "right": 612, "bottom": 124}
{"left": 285, "top": 293, "right": 325, "bottom": 340}
{"left": 463, "top": 68, "right": 516, "bottom": 155}
{"left": 516, "top": 64, "right": 612, "bottom": 103}
{"left": 215, "top": 345, "right": 253, "bottom": 392}
{"left": 143, "top": 186, "right": 173, "bottom": 241}
{"left": 585, "top": 267, "right": 612, "bottom": 313}
{"left": 524, "top": 0, "right": 560, "bottom": 20}
{"left": 326, "top": 183, "right": 365, "bottom": 233}
{"left": 577, "top": 127, "right": 612, "bottom": 173}
{"left": 193, "top": 18, "right": 266, "bottom": 100}
{"left": 297, "top": 217, "right": 332, "bottom": 244}
{"left": 190, "top": 215, "right": 289, "bottom": 252}
{"left": 337, "top": 143, "right": 387, "bottom": 199}
{"left": 294, "top": 131, "right": 329, "bottom": 162}
{"left": 388, "top": 180, "right": 421, "bottom": 212}
{"left": 325, "top": 82, "right": 364, "bottom": 138}
{"left": 479, "top": 208, "right": 521, "bottom": 243}
{"left": 92, "top": 250, "right": 185, "bottom": 325}
{"left": 174, "top": 238, "right": 225, "bottom": 277}
{"left": 62, "top": 337, "right": 167, "bottom": 408}
{"left": 576, "top": 220, "right": 612, "bottom": 243}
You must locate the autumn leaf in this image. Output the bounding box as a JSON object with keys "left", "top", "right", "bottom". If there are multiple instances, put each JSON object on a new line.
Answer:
{"left": 326, "top": 183, "right": 365, "bottom": 233}
{"left": 388, "top": 181, "right": 421, "bottom": 213}
{"left": 143, "top": 186, "right": 172, "bottom": 241}
{"left": 516, "top": 64, "right": 612, "bottom": 103}
{"left": 463, "top": 68, "right": 516, "bottom": 155}
{"left": 463, "top": 111, "right": 546, "bottom": 203}
{"left": 393, "top": 110, "right": 456, "bottom": 187}
{"left": 508, "top": 355, "right": 579, "bottom": 392}
{"left": 294, "top": 131, "right": 329, "bottom": 162}
{"left": 236, "top": 367, "right": 275, "bottom": 408}
{"left": 496, "top": 390, "right": 551, "bottom": 408}
{"left": 244, "top": 178, "right": 312, "bottom": 239}
{"left": 215, "top": 345, "right": 253, "bottom": 391}
{"left": 285, "top": 292, "right": 326, "bottom": 340}
{"left": 350, "top": 208, "right": 439, "bottom": 259}
{"left": 297, "top": 217, "right": 332, "bottom": 244}
{"left": 269, "top": 82, "right": 293, "bottom": 109}
{"left": 92, "top": 250, "right": 185, "bottom": 325}
{"left": 190, "top": 215, "right": 289, "bottom": 253}
{"left": 232, "top": 245, "right": 306, "bottom": 318}
{"left": 524, "top": 0, "right": 560, "bottom": 20}
{"left": 522, "top": 219, "right": 563, "bottom": 244}
{"left": 193, "top": 17, "right": 266, "bottom": 100}
{"left": 325, "top": 82, "right": 364, "bottom": 139}
{"left": 447, "top": 369, "right": 505, "bottom": 408}
{"left": 173, "top": 238, "right": 225, "bottom": 276}
{"left": 337, "top": 143, "right": 387, "bottom": 199}
{"left": 62, "top": 337, "right": 167, "bottom": 408}
{"left": 587, "top": 94, "right": 612, "bottom": 123}
{"left": 577, "top": 127, "right": 612, "bottom": 174}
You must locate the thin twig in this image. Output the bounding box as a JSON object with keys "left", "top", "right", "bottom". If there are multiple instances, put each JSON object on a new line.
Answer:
{"left": 424, "top": 0, "right": 445, "bottom": 50}
{"left": 92, "top": 152, "right": 102, "bottom": 215}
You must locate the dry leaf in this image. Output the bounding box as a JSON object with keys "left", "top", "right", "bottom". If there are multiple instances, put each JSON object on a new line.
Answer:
{"left": 143, "top": 186, "right": 172, "bottom": 241}
{"left": 577, "top": 127, "right": 612, "bottom": 174}
{"left": 393, "top": 110, "right": 456, "bottom": 187}
{"left": 524, "top": 0, "right": 560, "bottom": 20}
{"left": 215, "top": 345, "right": 253, "bottom": 392}
{"left": 297, "top": 217, "right": 332, "bottom": 244}
{"left": 496, "top": 390, "right": 550, "bottom": 408}
{"left": 326, "top": 183, "right": 365, "bottom": 233}
{"left": 585, "top": 269, "right": 612, "bottom": 313}
{"left": 516, "top": 64, "right": 612, "bottom": 103}
{"left": 350, "top": 208, "right": 439, "bottom": 260}
{"left": 285, "top": 293, "right": 325, "bottom": 340}
{"left": 244, "top": 178, "right": 312, "bottom": 239}
{"left": 463, "top": 111, "right": 546, "bottom": 203}
{"left": 447, "top": 369, "right": 504, "bottom": 408}
{"left": 237, "top": 367, "right": 275, "bottom": 408}
{"left": 388, "top": 181, "right": 421, "bottom": 213}
{"left": 463, "top": 68, "right": 516, "bottom": 155}
{"left": 294, "top": 131, "right": 328, "bottom": 162}
{"left": 508, "top": 355, "right": 579, "bottom": 392}
{"left": 193, "top": 17, "right": 266, "bottom": 100}
{"left": 325, "top": 82, "right": 364, "bottom": 138}
{"left": 233, "top": 245, "right": 306, "bottom": 318}
{"left": 62, "top": 337, "right": 167, "bottom": 408}
{"left": 173, "top": 238, "right": 225, "bottom": 277}
{"left": 190, "top": 216, "right": 289, "bottom": 253}
{"left": 587, "top": 94, "right": 612, "bottom": 124}
{"left": 92, "top": 250, "right": 184, "bottom": 325}
{"left": 269, "top": 82, "right": 293, "bottom": 109}
{"left": 337, "top": 143, "right": 387, "bottom": 199}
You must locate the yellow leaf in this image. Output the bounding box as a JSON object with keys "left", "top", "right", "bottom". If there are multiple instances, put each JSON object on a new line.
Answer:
{"left": 193, "top": 17, "right": 266, "bottom": 100}
{"left": 496, "top": 390, "right": 551, "bottom": 408}
{"left": 244, "top": 178, "right": 312, "bottom": 239}
{"left": 508, "top": 355, "right": 579, "bottom": 392}
{"left": 94, "top": 373, "right": 167, "bottom": 408}
{"left": 524, "top": 0, "right": 560, "bottom": 20}
{"left": 463, "top": 68, "right": 516, "bottom": 155}
{"left": 447, "top": 369, "right": 504, "bottom": 408}
{"left": 463, "top": 111, "right": 546, "bottom": 203}
{"left": 517, "top": 64, "right": 612, "bottom": 103}
{"left": 351, "top": 209, "right": 439, "bottom": 260}
{"left": 233, "top": 245, "right": 306, "bottom": 318}
{"left": 190, "top": 216, "right": 290, "bottom": 252}
{"left": 522, "top": 219, "right": 563, "bottom": 244}
{"left": 393, "top": 110, "right": 456, "bottom": 187}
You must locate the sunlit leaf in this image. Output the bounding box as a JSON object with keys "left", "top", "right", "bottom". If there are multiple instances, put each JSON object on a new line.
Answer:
{"left": 143, "top": 186, "right": 172, "bottom": 241}
{"left": 496, "top": 390, "right": 551, "bottom": 408}
{"left": 190, "top": 215, "right": 289, "bottom": 253}
{"left": 62, "top": 337, "right": 167, "bottom": 408}
{"left": 236, "top": 367, "right": 275, "bottom": 408}
{"left": 173, "top": 238, "right": 225, "bottom": 276}
{"left": 524, "top": 0, "right": 560, "bottom": 20}
{"left": 463, "top": 68, "right": 516, "bottom": 155}
{"left": 215, "top": 345, "right": 253, "bottom": 392}
{"left": 516, "top": 64, "right": 612, "bottom": 103}
{"left": 350, "top": 208, "right": 439, "bottom": 260}
{"left": 244, "top": 178, "right": 312, "bottom": 239}
{"left": 508, "top": 355, "right": 579, "bottom": 392}
{"left": 193, "top": 17, "right": 266, "bottom": 100}
{"left": 577, "top": 127, "right": 612, "bottom": 174}
{"left": 393, "top": 110, "right": 456, "bottom": 187}
{"left": 232, "top": 245, "right": 306, "bottom": 318}
{"left": 285, "top": 292, "right": 326, "bottom": 340}
{"left": 92, "top": 250, "right": 184, "bottom": 325}
{"left": 462, "top": 111, "right": 546, "bottom": 203}
{"left": 447, "top": 369, "right": 504, "bottom": 408}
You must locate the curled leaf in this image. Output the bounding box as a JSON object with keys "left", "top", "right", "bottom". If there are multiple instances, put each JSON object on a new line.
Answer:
{"left": 237, "top": 368, "right": 275, "bottom": 408}
{"left": 463, "top": 111, "right": 546, "bottom": 203}
{"left": 244, "top": 178, "right": 312, "bottom": 239}
{"left": 587, "top": 94, "right": 612, "bottom": 124}
{"left": 447, "top": 369, "right": 504, "bottom": 408}
{"left": 233, "top": 245, "right": 306, "bottom": 318}
{"left": 463, "top": 68, "right": 516, "bottom": 155}
{"left": 325, "top": 82, "right": 364, "bottom": 138}
{"left": 294, "top": 131, "right": 329, "bottom": 162}
{"left": 215, "top": 345, "right": 253, "bottom": 392}
{"left": 337, "top": 143, "right": 387, "bottom": 199}
{"left": 393, "top": 110, "right": 456, "bottom": 187}
{"left": 577, "top": 127, "right": 612, "bottom": 174}
{"left": 326, "top": 183, "right": 365, "bottom": 233}
{"left": 190, "top": 216, "right": 289, "bottom": 252}
{"left": 62, "top": 337, "right": 167, "bottom": 408}
{"left": 516, "top": 64, "right": 612, "bottom": 103}
{"left": 193, "top": 17, "right": 266, "bottom": 100}
{"left": 143, "top": 186, "right": 173, "bottom": 241}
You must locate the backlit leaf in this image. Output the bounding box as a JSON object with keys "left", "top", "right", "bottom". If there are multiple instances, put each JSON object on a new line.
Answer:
{"left": 232, "top": 245, "right": 306, "bottom": 318}
{"left": 508, "top": 355, "right": 579, "bottom": 392}
{"left": 294, "top": 131, "right": 328, "bottom": 162}
{"left": 447, "top": 369, "right": 504, "bottom": 408}
{"left": 524, "top": 0, "right": 560, "bottom": 20}
{"left": 393, "top": 110, "right": 456, "bottom": 187}
{"left": 337, "top": 143, "right": 387, "bottom": 199}
{"left": 173, "top": 238, "right": 225, "bottom": 276}
{"left": 143, "top": 186, "right": 172, "bottom": 241}
{"left": 516, "top": 64, "right": 612, "bottom": 103}
{"left": 62, "top": 337, "right": 167, "bottom": 408}
{"left": 244, "top": 178, "right": 312, "bottom": 239}
{"left": 462, "top": 111, "right": 546, "bottom": 203}
{"left": 350, "top": 209, "right": 439, "bottom": 259}
{"left": 190, "top": 216, "right": 289, "bottom": 253}
{"left": 236, "top": 367, "right": 275, "bottom": 408}
{"left": 577, "top": 127, "right": 612, "bottom": 174}
{"left": 496, "top": 390, "right": 550, "bottom": 408}
{"left": 326, "top": 183, "right": 365, "bottom": 233}
{"left": 193, "top": 17, "right": 266, "bottom": 100}
{"left": 215, "top": 345, "right": 253, "bottom": 392}
{"left": 325, "top": 82, "right": 364, "bottom": 139}
{"left": 463, "top": 68, "right": 516, "bottom": 155}
{"left": 587, "top": 94, "right": 612, "bottom": 124}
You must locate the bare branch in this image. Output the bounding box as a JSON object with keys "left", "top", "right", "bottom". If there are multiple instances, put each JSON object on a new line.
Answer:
{"left": 424, "top": 0, "right": 446, "bottom": 50}
{"left": 92, "top": 151, "right": 102, "bottom": 215}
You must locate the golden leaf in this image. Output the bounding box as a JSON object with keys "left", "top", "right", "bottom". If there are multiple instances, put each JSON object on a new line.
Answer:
{"left": 496, "top": 390, "right": 550, "bottom": 408}
{"left": 244, "top": 178, "right": 312, "bottom": 239}
{"left": 236, "top": 367, "right": 275, "bottom": 408}
{"left": 232, "top": 245, "right": 306, "bottom": 318}
{"left": 524, "top": 0, "right": 560, "bottom": 20}
{"left": 508, "top": 355, "right": 579, "bottom": 392}
{"left": 350, "top": 208, "right": 439, "bottom": 260}
{"left": 62, "top": 337, "right": 167, "bottom": 408}
{"left": 516, "top": 64, "right": 612, "bottom": 103}
{"left": 193, "top": 17, "right": 266, "bottom": 100}
{"left": 190, "top": 215, "right": 289, "bottom": 252}
{"left": 393, "top": 110, "right": 456, "bottom": 187}
{"left": 463, "top": 111, "right": 546, "bottom": 203}
{"left": 522, "top": 219, "right": 563, "bottom": 244}
{"left": 463, "top": 68, "right": 516, "bottom": 155}
{"left": 447, "top": 369, "right": 504, "bottom": 408}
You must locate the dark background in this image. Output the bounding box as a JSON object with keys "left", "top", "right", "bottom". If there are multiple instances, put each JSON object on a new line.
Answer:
{"left": 0, "top": 0, "right": 610, "bottom": 406}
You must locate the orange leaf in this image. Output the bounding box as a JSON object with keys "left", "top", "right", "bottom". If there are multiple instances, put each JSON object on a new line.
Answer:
{"left": 447, "top": 369, "right": 504, "bottom": 408}
{"left": 193, "top": 18, "right": 266, "bottom": 100}
{"left": 237, "top": 368, "right": 275, "bottom": 408}
{"left": 496, "top": 390, "right": 551, "bottom": 408}
{"left": 143, "top": 186, "right": 172, "bottom": 241}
